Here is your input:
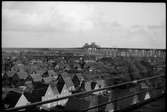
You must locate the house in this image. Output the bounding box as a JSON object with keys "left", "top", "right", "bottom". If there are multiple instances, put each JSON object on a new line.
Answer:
{"left": 144, "top": 91, "right": 151, "bottom": 100}
{"left": 58, "top": 84, "right": 72, "bottom": 106}
{"left": 41, "top": 85, "right": 59, "bottom": 109}
{"left": 29, "top": 64, "right": 39, "bottom": 73}
{"left": 140, "top": 82, "right": 151, "bottom": 100}
{"left": 85, "top": 80, "right": 98, "bottom": 94}
{"left": 72, "top": 73, "right": 84, "bottom": 88}
{"left": 7, "top": 70, "right": 16, "bottom": 78}
{"left": 97, "top": 95, "right": 108, "bottom": 112}
{"left": 15, "top": 94, "right": 30, "bottom": 108}
{"left": 12, "top": 73, "right": 20, "bottom": 87}
{"left": 11, "top": 65, "right": 19, "bottom": 72}
{"left": 64, "top": 64, "right": 71, "bottom": 71}
{"left": 3, "top": 91, "right": 22, "bottom": 108}
{"left": 72, "top": 74, "right": 80, "bottom": 88}
{"left": 65, "top": 96, "right": 90, "bottom": 111}
{"left": 30, "top": 72, "right": 42, "bottom": 82}
{"left": 85, "top": 81, "right": 92, "bottom": 92}
{"left": 17, "top": 71, "right": 28, "bottom": 80}
{"left": 130, "top": 87, "right": 139, "bottom": 105}
{"left": 48, "top": 69, "right": 57, "bottom": 77}
{"left": 76, "top": 73, "right": 84, "bottom": 82}
{"left": 2, "top": 72, "right": 9, "bottom": 81}
{"left": 56, "top": 73, "right": 73, "bottom": 106}
{"left": 56, "top": 74, "right": 65, "bottom": 94}
{"left": 42, "top": 76, "right": 53, "bottom": 84}
{"left": 61, "top": 72, "right": 75, "bottom": 91}
{"left": 87, "top": 94, "right": 98, "bottom": 112}
{"left": 42, "top": 71, "right": 52, "bottom": 84}
{"left": 25, "top": 75, "right": 33, "bottom": 82}
{"left": 34, "top": 83, "right": 48, "bottom": 97}
{"left": 41, "top": 72, "right": 73, "bottom": 109}
{"left": 105, "top": 102, "right": 114, "bottom": 112}
{"left": 93, "top": 79, "right": 106, "bottom": 95}
{"left": 16, "top": 63, "right": 26, "bottom": 72}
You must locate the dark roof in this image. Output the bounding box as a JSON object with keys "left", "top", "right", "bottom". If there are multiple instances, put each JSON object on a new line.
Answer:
{"left": 35, "top": 83, "right": 49, "bottom": 97}
{"left": 91, "top": 81, "right": 97, "bottom": 90}
{"left": 61, "top": 72, "right": 74, "bottom": 88}
{"left": 97, "top": 95, "right": 109, "bottom": 111}
{"left": 24, "top": 90, "right": 41, "bottom": 103}
{"left": 72, "top": 74, "right": 80, "bottom": 88}
{"left": 42, "top": 71, "right": 49, "bottom": 77}
{"left": 76, "top": 73, "right": 84, "bottom": 81}
{"left": 56, "top": 75, "right": 65, "bottom": 93}
{"left": 25, "top": 75, "right": 33, "bottom": 82}
{"left": 3, "top": 91, "right": 22, "bottom": 108}
{"left": 22, "top": 83, "right": 48, "bottom": 103}
{"left": 12, "top": 73, "right": 20, "bottom": 85}
{"left": 65, "top": 97, "right": 90, "bottom": 111}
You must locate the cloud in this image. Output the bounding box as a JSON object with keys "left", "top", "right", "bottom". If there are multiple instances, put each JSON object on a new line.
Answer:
{"left": 2, "top": 2, "right": 166, "bottom": 49}
{"left": 2, "top": 2, "right": 97, "bottom": 32}
{"left": 2, "top": 4, "right": 70, "bottom": 32}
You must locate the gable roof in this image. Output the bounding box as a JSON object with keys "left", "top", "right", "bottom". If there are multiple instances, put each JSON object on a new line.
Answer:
{"left": 64, "top": 77, "right": 74, "bottom": 88}
{"left": 41, "top": 85, "right": 59, "bottom": 109}
{"left": 72, "top": 74, "right": 80, "bottom": 88}
{"left": 44, "top": 85, "right": 57, "bottom": 97}
{"left": 42, "top": 71, "right": 49, "bottom": 77}
{"left": 76, "top": 73, "right": 84, "bottom": 81}
{"left": 96, "top": 79, "right": 106, "bottom": 88}
{"left": 57, "top": 85, "right": 72, "bottom": 106}
{"left": 50, "top": 80, "right": 59, "bottom": 95}
{"left": 15, "top": 94, "right": 29, "bottom": 107}
{"left": 37, "top": 83, "right": 49, "bottom": 95}
{"left": 61, "top": 72, "right": 74, "bottom": 88}
{"left": 85, "top": 81, "right": 92, "bottom": 91}
{"left": 91, "top": 81, "right": 97, "bottom": 90}
{"left": 56, "top": 75, "right": 65, "bottom": 94}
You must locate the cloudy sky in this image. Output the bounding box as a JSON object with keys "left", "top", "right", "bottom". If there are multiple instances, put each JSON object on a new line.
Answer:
{"left": 2, "top": 2, "right": 166, "bottom": 48}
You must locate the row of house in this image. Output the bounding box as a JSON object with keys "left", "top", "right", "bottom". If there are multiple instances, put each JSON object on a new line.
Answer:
{"left": 3, "top": 71, "right": 107, "bottom": 110}
{"left": 3, "top": 70, "right": 155, "bottom": 111}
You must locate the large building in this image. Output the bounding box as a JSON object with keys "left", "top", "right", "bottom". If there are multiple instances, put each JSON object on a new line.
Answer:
{"left": 82, "top": 43, "right": 166, "bottom": 58}
{"left": 2, "top": 43, "right": 166, "bottom": 58}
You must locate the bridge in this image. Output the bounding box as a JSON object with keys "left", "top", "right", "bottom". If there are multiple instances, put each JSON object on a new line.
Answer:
{"left": 1, "top": 74, "right": 165, "bottom": 112}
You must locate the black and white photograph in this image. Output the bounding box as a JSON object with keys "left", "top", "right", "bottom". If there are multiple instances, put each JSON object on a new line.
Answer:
{"left": 1, "top": 1, "right": 166, "bottom": 112}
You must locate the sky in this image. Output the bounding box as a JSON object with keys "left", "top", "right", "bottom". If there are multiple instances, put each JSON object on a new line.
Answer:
{"left": 2, "top": 2, "right": 166, "bottom": 49}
